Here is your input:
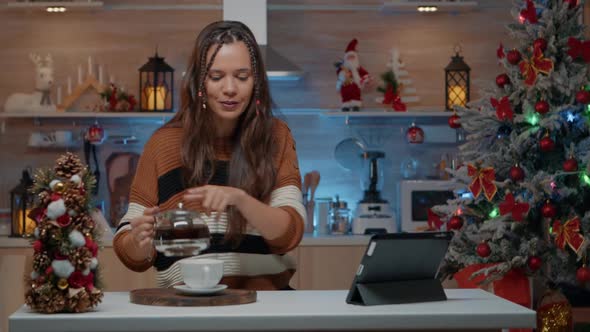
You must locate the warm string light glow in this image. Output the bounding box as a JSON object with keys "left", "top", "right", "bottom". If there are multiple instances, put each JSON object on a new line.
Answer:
{"left": 417, "top": 6, "right": 438, "bottom": 12}
{"left": 46, "top": 6, "right": 66, "bottom": 13}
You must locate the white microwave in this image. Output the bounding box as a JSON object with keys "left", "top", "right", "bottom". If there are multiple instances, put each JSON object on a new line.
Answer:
{"left": 399, "top": 180, "right": 469, "bottom": 232}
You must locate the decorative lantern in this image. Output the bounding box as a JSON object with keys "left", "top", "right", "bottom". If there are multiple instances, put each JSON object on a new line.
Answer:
{"left": 10, "top": 169, "right": 35, "bottom": 237}
{"left": 85, "top": 121, "right": 105, "bottom": 145}
{"left": 445, "top": 45, "right": 471, "bottom": 111}
{"left": 139, "top": 50, "right": 174, "bottom": 112}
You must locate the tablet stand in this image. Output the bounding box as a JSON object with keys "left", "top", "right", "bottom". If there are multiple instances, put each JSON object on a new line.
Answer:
{"left": 347, "top": 278, "right": 447, "bottom": 305}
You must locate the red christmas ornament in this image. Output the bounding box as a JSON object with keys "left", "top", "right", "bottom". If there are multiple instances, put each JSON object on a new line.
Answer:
{"left": 448, "top": 114, "right": 461, "bottom": 129}
{"left": 534, "top": 38, "right": 548, "bottom": 52}
{"left": 539, "top": 136, "right": 555, "bottom": 152}
{"left": 447, "top": 216, "right": 464, "bottom": 230}
{"left": 563, "top": 158, "right": 578, "bottom": 172}
{"left": 575, "top": 90, "right": 590, "bottom": 104}
{"left": 535, "top": 100, "right": 550, "bottom": 114}
{"left": 85, "top": 121, "right": 105, "bottom": 145}
{"left": 564, "top": 0, "right": 578, "bottom": 9}
{"left": 528, "top": 256, "right": 543, "bottom": 271}
{"left": 541, "top": 201, "right": 557, "bottom": 218}
{"left": 476, "top": 242, "right": 491, "bottom": 258}
{"left": 510, "top": 165, "right": 525, "bottom": 182}
{"left": 406, "top": 123, "right": 424, "bottom": 144}
{"left": 495, "top": 74, "right": 511, "bottom": 88}
{"left": 33, "top": 240, "right": 43, "bottom": 253}
{"left": 576, "top": 266, "right": 590, "bottom": 283}
{"left": 507, "top": 49, "right": 522, "bottom": 65}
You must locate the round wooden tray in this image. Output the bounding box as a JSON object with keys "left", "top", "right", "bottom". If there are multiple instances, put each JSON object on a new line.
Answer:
{"left": 130, "top": 288, "right": 257, "bottom": 307}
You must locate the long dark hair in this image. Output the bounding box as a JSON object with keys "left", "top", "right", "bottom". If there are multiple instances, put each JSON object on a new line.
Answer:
{"left": 168, "top": 21, "right": 276, "bottom": 245}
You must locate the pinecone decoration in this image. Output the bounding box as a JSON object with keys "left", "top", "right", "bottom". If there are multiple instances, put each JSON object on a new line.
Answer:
{"left": 33, "top": 252, "right": 51, "bottom": 272}
{"left": 38, "top": 191, "right": 52, "bottom": 207}
{"left": 66, "top": 290, "right": 91, "bottom": 313}
{"left": 54, "top": 153, "right": 84, "bottom": 179}
{"left": 64, "top": 190, "right": 85, "bottom": 215}
{"left": 69, "top": 247, "right": 92, "bottom": 271}
{"left": 26, "top": 287, "right": 66, "bottom": 314}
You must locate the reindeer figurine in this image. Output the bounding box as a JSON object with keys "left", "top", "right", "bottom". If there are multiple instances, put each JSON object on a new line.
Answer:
{"left": 4, "top": 54, "right": 56, "bottom": 112}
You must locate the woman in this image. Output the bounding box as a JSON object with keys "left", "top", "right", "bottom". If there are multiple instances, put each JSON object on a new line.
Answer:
{"left": 113, "top": 21, "right": 306, "bottom": 290}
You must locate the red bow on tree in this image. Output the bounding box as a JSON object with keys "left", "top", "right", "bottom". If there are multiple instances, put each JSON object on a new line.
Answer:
{"left": 497, "top": 43, "right": 505, "bottom": 59}
{"left": 553, "top": 217, "right": 586, "bottom": 256}
{"left": 427, "top": 209, "right": 443, "bottom": 230}
{"left": 467, "top": 164, "right": 497, "bottom": 201}
{"left": 498, "top": 193, "right": 530, "bottom": 222}
{"left": 520, "top": 0, "right": 538, "bottom": 24}
{"left": 519, "top": 46, "right": 554, "bottom": 86}
{"left": 490, "top": 96, "right": 514, "bottom": 121}
{"left": 567, "top": 37, "right": 590, "bottom": 63}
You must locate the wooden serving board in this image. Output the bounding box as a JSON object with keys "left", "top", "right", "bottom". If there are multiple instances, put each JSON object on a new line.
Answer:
{"left": 130, "top": 288, "right": 257, "bottom": 307}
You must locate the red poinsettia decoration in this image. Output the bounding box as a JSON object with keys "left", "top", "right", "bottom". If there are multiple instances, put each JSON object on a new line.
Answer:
{"left": 86, "top": 237, "right": 98, "bottom": 257}
{"left": 520, "top": 0, "right": 538, "bottom": 24}
{"left": 382, "top": 84, "right": 407, "bottom": 112}
{"left": 467, "top": 164, "right": 497, "bottom": 201}
{"left": 68, "top": 270, "right": 95, "bottom": 291}
{"left": 519, "top": 45, "right": 554, "bottom": 86}
{"left": 553, "top": 217, "right": 586, "bottom": 256}
{"left": 567, "top": 37, "right": 590, "bottom": 63}
{"left": 498, "top": 192, "right": 530, "bottom": 222}
{"left": 427, "top": 209, "right": 443, "bottom": 230}
{"left": 490, "top": 96, "right": 514, "bottom": 121}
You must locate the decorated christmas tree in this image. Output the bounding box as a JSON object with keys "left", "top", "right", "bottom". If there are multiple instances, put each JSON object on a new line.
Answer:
{"left": 377, "top": 48, "right": 407, "bottom": 111}
{"left": 432, "top": 0, "right": 590, "bottom": 305}
{"left": 25, "top": 153, "right": 103, "bottom": 313}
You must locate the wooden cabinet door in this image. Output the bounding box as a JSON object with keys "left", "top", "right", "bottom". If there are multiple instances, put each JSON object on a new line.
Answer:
{"left": 297, "top": 246, "right": 366, "bottom": 290}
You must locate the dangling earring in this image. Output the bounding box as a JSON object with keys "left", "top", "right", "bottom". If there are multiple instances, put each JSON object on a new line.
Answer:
{"left": 256, "top": 99, "right": 260, "bottom": 116}
{"left": 198, "top": 91, "right": 206, "bottom": 110}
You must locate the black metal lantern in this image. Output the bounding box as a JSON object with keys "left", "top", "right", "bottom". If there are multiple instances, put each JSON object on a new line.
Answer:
{"left": 10, "top": 169, "right": 35, "bottom": 237}
{"left": 445, "top": 46, "right": 471, "bottom": 111}
{"left": 139, "top": 50, "right": 174, "bottom": 112}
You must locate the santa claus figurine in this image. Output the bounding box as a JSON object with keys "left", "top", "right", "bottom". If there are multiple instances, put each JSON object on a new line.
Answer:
{"left": 336, "top": 38, "right": 371, "bottom": 112}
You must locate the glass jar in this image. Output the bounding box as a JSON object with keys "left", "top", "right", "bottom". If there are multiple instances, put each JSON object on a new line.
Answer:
{"left": 329, "top": 199, "right": 351, "bottom": 235}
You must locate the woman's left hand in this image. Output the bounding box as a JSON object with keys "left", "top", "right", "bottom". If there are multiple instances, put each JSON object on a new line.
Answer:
{"left": 184, "top": 185, "right": 246, "bottom": 217}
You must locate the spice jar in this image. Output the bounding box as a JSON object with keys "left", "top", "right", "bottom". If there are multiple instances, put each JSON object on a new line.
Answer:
{"left": 329, "top": 198, "right": 351, "bottom": 235}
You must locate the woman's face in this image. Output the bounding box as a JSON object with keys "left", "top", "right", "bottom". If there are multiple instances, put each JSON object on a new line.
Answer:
{"left": 204, "top": 41, "right": 254, "bottom": 129}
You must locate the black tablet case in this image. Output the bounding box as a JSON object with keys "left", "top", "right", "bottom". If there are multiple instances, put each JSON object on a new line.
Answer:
{"left": 346, "top": 232, "right": 453, "bottom": 306}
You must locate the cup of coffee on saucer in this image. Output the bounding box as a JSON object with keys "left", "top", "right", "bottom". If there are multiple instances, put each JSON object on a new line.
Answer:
{"left": 174, "top": 258, "right": 227, "bottom": 295}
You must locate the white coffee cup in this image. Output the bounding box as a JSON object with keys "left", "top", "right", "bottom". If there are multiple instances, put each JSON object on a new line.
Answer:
{"left": 179, "top": 258, "right": 223, "bottom": 289}
{"left": 54, "top": 130, "right": 73, "bottom": 145}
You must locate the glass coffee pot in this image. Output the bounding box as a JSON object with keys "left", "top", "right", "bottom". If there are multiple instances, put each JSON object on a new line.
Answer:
{"left": 154, "top": 203, "right": 210, "bottom": 257}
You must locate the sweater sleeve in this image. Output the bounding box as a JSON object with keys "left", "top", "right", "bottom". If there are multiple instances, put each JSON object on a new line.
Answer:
{"left": 113, "top": 135, "right": 160, "bottom": 272}
{"left": 265, "top": 120, "right": 306, "bottom": 254}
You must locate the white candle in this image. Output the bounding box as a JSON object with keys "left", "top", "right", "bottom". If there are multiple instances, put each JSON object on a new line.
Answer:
{"left": 88, "top": 56, "right": 93, "bottom": 76}
{"left": 98, "top": 65, "right": 103, "bottom": 84}
{"left": 57, "top": 86, "right": 62, "bottom": 105}
{"left": 109, "top": 75, "right": 115, "bottom": 84}
{"left": 78, "top": 65, "right": 83, "bottom": 84}
{"left": 120, "top": 85, "right": 125, "bottom": 92}
{"left": 67, "top": 77, "right": 72, "bottom": 94}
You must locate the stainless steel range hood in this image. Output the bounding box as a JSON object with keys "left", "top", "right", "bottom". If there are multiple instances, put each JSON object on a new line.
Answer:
{"left": 223, "top": 0, "right": 304, "bottom": 81}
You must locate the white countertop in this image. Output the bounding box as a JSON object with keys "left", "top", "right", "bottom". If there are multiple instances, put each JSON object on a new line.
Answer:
{"left": 9, "top": 289, "right": 535, "bottom": 332}
{"left": 0, "top": 233, "right": 372, "bottom": 248}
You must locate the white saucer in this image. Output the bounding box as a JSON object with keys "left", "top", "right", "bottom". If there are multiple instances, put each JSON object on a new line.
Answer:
{"left": 173, "top": 284, "right": 228, "bottom": 295}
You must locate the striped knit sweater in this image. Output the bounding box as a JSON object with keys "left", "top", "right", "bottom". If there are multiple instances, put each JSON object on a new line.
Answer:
{"left": 113, "top": 119, "right": 306, "bottom": 290}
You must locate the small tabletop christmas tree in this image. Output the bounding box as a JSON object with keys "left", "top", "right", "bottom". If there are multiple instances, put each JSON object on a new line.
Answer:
{"left": 432, "top": 0, "right": 590, "bottom": 306}
{"left": 25, "top": 153, "right": 103, "bottom": 313}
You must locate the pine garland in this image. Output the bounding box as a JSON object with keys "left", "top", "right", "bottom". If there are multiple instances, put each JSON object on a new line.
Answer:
{"left": 25, "top": 153, "right": 103, "bottom": 313}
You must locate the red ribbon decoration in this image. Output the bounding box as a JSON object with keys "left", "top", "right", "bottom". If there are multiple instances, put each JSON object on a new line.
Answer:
{"left": 455, "top": 264, "right": 532, "bottom": 332}
{"left": 520, "top": 0, "right": 538, "bottom": 24}
{"left": 553, "top": 217, "right": 586, "bottom": 256}
{"left": 467, "top": 164, "right": 497, "bottom": 201}
{"left": 519, "top": 45, "right": 554, "bottom": 86}
{"left": 567, "top": 37, "right": 590, "bottom": 63}
{"left": 427, "top": 209, "right": 443, "bottom": 230}
{"left": 490, "top": 96, "right": 514, "bottom": 121}
{"left": 498, "top": 193, "right": 530, "bottom": 222}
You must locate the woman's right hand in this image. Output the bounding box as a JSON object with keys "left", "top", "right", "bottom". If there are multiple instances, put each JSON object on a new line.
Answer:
{"left": 129, "top": 206, "right": 159, "bottom": 249}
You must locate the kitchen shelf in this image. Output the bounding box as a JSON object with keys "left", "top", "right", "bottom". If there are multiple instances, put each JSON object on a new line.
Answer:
{"left": 0, "top": 111, "right": 172, "bottom": 119}
{"left": 6, "top": 1, "right": 104, "bottom": 11}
